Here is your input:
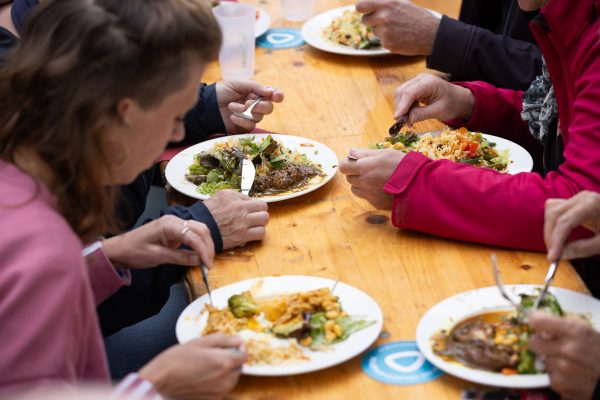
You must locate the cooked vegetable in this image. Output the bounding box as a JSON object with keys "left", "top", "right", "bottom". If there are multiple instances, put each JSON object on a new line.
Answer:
{"left": 206, "top": 287, "right": 375, "bottom": 359}
{"left": 228, "top": 293, "right": 260, "bottom": 318}
{"left": 323, "top": 10, "right": 382, "bottom": 50}
{"left": 372, "top": 127, "right": 510, "bottom": 172}
{"left": 272, "top": 318, "right": 306, "bottom": 338}
{"left": 517, "top": 349, "right": 536, "bottom": 374}
{"left": 520, "top": 292, "right": 564, "bottom": 316}
{"left": 185, "top": 135, "right": 325, "bottom": 197}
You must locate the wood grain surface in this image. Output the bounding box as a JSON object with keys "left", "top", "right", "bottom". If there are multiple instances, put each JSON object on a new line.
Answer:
{"left": 177, "top": 1, "right": 590, "bottom": 398}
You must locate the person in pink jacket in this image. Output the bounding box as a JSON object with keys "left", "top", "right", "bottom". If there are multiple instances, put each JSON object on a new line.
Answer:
{"left": 0, "top": 0, "right": 247, "bottom": 398}
{"left": 340, "top": 0, "right": 600, "bottom": 252}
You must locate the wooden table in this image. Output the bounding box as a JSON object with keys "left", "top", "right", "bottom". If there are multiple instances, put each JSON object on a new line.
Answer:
{"left": 180, "top": 0, "right": 590, "bottom": 398}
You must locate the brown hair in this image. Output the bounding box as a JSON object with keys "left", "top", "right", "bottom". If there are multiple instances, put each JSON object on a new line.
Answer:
{"left": 0, "top": 0, "right": 221, "bottom": 242}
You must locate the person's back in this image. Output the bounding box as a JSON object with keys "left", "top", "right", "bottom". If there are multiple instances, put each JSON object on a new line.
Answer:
{"left": 0, "top": 161, "right": 109, "bottom": 395}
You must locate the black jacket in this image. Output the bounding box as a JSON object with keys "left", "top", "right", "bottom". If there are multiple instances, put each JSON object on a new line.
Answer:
{"left": 428, "top": 0, "right": 542, "bottom": 90}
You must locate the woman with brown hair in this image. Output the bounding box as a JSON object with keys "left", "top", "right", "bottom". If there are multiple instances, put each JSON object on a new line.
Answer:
{"left": 0, "top": 0, "right": 246, "bottom": 398}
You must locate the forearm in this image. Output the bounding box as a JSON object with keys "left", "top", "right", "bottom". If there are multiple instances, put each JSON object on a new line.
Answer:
{"left": 428, "top": 17, "right": 542, "bottom": 90}
{"left": 384, "top": 152, "right": 591, "bottom": 251}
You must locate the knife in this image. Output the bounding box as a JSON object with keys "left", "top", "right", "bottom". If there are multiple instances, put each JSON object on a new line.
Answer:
{"left": 241, "top": 158, "right": 256, "bottom": 196}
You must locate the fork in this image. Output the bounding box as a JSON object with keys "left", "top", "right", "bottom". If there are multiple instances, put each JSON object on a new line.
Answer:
{"left": 233, "top": 96, "right": 264, "bottom": 121}
{"left": 532, "top": 260, "right": 559, "bottom": 310}
{"left": 200, "top": 264, "right": 213, "bottom": 305}
{"left": 491, "top": 253, "right": 529, "bottom": 316}
{"left": 389, "top": 115, "right": 409, "bottom": 137}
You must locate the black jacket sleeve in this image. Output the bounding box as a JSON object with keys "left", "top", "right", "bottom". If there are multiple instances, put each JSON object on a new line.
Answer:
{"left": 159, "top": 201, "right": 223, "bottom": 254}
{"left": 172, "top": 83, "right": 226, "bottom": 148}
{"left": 427, "top": 15, "right": 542, "bottom": 90}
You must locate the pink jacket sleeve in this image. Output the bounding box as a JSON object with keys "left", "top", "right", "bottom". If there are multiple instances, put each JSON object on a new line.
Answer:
{"left": 383, "top": 81, "right": 598, "bottom": 251}
{"left": 0, "top": 222, "right": 110, "bottom": 393}
{"left": 83, "top": 241, "right": 131, "bottom": 305}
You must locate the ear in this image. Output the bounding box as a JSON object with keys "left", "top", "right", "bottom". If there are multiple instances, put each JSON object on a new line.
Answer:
{"left": 116, "top": 98, "right": 140, "bottom": 127}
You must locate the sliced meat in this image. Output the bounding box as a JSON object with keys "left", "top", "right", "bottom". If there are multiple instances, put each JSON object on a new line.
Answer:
{"left": 250, "top": 164, "right": 323, "bottom": 195}
{"left": 438, "top": 319, "right": 520, "bottom": 372}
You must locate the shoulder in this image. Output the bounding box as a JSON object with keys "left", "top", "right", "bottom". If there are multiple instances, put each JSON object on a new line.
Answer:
{"left": 0, "top": 167, "right": 83, "bottom": 281}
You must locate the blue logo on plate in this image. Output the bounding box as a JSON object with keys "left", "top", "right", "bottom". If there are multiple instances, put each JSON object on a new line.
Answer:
{"left": 361, "top": 341, "right": 443, "bottom": 385}
{"left": 256, "top": 28, "right": 305, "bottom": 49}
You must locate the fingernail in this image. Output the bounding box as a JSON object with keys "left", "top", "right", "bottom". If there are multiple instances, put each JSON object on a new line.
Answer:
{"left": 540, "top": 331, "right": 552, "bottom": 340}
{"left": 266, "top": 86, "right": 275, "bottom": 91}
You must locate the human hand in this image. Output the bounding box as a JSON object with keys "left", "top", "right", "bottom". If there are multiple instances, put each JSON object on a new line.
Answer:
{"left": 216, "top": 80, "right": 284, "bottom": 133}
{"left": 204, "top": 190, "right": 269, "bottom": 250}
{"left": 357, "top": 0, "right": 440, "bottom": 56}
{"left": 393, "top": 73, "right": 475, "bottom": 123}
{"left": 339, "top": 148, "right": 405, "bottom": 210}
{"left": 544, "top": 191, "right": 600, "bottom": 261}
{"left": 528, "top": 312, "right": 600, "bottom": 400}
{"left": 139, "top": 334, "right": 247, "bottom": 400}
{"left": 101, "top": 215, "right": 214, "bottom": 269}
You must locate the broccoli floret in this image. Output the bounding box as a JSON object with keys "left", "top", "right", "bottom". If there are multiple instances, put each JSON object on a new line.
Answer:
{"left": 228, "top": 293, "right": 259, "bottom": 318}
{"left": 519, "top": 291, "right": 564, "bottom": 316}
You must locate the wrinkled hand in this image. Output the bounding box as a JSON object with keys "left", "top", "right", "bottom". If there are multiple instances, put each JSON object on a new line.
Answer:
{"left": 393, "top": 73, "right": 475, "bottom": 123}
{"left": 139, "top": 334, "right": 247, "bottom": 400}
{"left": 544, "top": 191, "right": 600, "bottom": 261}
{"left": 101, "top": 215, "right": 214, "bottom": 269}
{"left": 357, "top": 0, "right": 440, "bottom": 55}
{"left": 528, "top": 312, "right": 600, "bottom": 400}
{"left": 204, "top": 190, "right": 269, "bottom": 250}
{"left": 216, "top": 80, "right": 284, "bottom": 133}
{"left": 339, "top": 148, "right": 405, "bottom": 210}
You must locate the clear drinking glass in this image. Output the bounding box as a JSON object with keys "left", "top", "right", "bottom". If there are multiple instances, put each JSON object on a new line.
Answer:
{"left": 213, "top": 3, "right": 256, "bottom": 80}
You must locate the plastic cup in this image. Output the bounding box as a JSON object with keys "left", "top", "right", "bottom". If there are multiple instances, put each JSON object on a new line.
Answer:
{"left": 212, "top": 3, "right": 255, "bottom": 80}
{"left": 281, "top": 0, "right": 313, "bottom": 22}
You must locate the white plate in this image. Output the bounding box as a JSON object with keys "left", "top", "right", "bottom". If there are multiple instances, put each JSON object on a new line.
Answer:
{"left": 481, "top": 134, "right": 533, "bottom": 174}
{"left": 416, "top": 285, "right": 600, "bottom": 388}
{"left": 302, "top": 5, "right": 442, "bottom": 56}
{"left": 458, "top": 133, "right": 533, "bottom": 174}
{"left": 176, "top": 275, "right": 384, "bottom": 376}
{"left": 165, "top": 133, "right": 338, "bottom": 202}
{"left": 412, "top": 131, "right": 533, "bottom": 174}
{"left": 255, "top": 8, "right": 270, "bottom": 38}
